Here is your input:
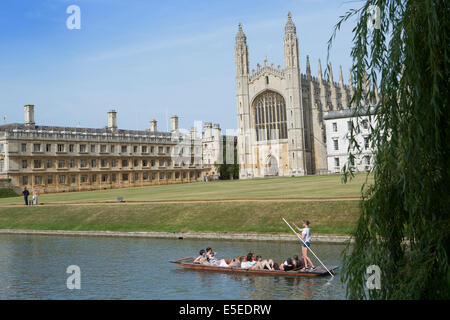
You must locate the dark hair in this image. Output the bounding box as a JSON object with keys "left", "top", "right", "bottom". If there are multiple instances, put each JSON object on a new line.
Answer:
{"left": 287, "top": 258, "right": 293, "bottom": 265}
{"left": 256, "top": 255, "right": 262, "bottom": 261}
{"left": 246, "top": 254, "right": 253, "bottom": 261}
{"left": 206, "top": 247, "right": 212, "bottom": 252}
{"left": 303, "top": 220, "right": 310, "bottom": 226}
{"left": 199, "top": 249, "right": 205, "bottom": 255}
{"left": 293, "top": 255, "right": 299, "bottom": 261}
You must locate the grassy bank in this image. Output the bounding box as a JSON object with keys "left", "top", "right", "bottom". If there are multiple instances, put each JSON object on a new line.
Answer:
{"left": 0, "top": 200, "right": 360, "bottom": 235}
{"left": 0, "top": 188, "right": 19, "bottom": 198}
{"left": 0, "top": 174, "right": 371, "bottom": 205}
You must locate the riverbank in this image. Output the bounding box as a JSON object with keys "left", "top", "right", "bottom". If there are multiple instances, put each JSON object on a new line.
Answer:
{"left": 0, "top": 200, "right": 360, "bottom": 235}
{"left": 0, "top": 228, "right": 352, "bottom": 243}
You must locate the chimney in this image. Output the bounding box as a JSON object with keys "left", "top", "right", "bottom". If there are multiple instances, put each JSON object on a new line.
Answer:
{"left": 107, "top": 110, "right": 117, "bottom": 130}
{"left": 204, "top": 122, "right": 212, "bottom": 139}
{"left": 170, "top": 115, "right": 179, "bottom": 132}
{"left": 213, "top": 123, "right": 221, "bottom": 140}
{"left": 150, "top": 120, "right": 157, "bottom": 132}
{"left": 24, "top": 105, "right": 35, "bottom": 126}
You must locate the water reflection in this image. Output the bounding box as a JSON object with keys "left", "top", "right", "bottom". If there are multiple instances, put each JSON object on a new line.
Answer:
{"left": 0, "top": 234, "right": 346, "bottom": 300}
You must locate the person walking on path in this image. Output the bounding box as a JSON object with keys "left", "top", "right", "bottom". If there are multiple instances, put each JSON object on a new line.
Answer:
{"left": 32, "top": 190, "right": 38, "bottom": 205}
{"left": 22, "top": 187, "right": 30, "bottom": 206}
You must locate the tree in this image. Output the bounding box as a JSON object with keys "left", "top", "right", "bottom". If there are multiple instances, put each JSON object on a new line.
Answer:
{"left": 328, "top": 0, "right": 449, "bottom": 299}
{"left": 214, "top": 142, "right": 239, "bottom": 180}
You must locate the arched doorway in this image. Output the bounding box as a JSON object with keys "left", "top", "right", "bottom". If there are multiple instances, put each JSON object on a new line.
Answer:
{"left": 264, "top": 155, "right": 279, "bottom": 176}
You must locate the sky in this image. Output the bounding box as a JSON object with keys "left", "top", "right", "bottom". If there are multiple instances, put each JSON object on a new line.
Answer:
{"left": 0, "top": 0, "right": 360, "bottom": 132}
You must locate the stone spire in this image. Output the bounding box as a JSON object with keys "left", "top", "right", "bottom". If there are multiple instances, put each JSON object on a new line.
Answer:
{"left": 348, "top": 69, "right": 354, "bottom": 106}
{"left": 339, "top": 65, "right": 344, "bottom": 86}
{"left": 285, "top": 12, "right": 296, "bottom": 34}
{"left": 235, "top": 23, "right": 246, "bottom": 42}
{"left": 328, "top": 63, "right": 334, "bottom": 83}
{"left": 339, "top": 65, "right": 348, "bottom": 108}
{"left": 318, "top": 59, "right": 323, "bottom": 83}
{"left": 306, "top": 55, "right": 311, "bottom": 79}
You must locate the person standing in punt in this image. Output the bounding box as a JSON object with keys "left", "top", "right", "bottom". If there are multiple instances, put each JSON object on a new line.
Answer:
{"left": 293, "top": 220, "right": 316, "bottom": 271}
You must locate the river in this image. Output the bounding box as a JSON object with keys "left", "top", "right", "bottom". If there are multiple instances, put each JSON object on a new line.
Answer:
{"left": 0, "top": 234, "right": 348, "bottom": 299}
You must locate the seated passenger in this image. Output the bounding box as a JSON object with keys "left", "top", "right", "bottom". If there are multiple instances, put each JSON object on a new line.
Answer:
{"left": 205, "top": 247, "right": 228, "bottom": 267}
{"left": 194, "top": 249, "right": 209, "bottom": 265}
{"left": 265, "top": 259, "right": 281, "bottom": 271}
{"left": 250, "top": 256, "right": 272, "bottom": 270}
{"left": 281, "top": 258, "right": 295, "bottom": 271}
{"left": 293, "top": 255, "right": 305, "bottom": 270}
{"left": 228, "top": 256, "right": 242, "bottom": 268}
{"left": 240, "top": 254, "right": 256, "bottom": 269}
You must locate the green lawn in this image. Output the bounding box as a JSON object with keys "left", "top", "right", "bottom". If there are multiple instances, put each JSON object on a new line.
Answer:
{"left": 0, "top": 173, "right": 371, "bottom": 205}
{"left": 0, "top": 200, "right": 360, "bottom": 235}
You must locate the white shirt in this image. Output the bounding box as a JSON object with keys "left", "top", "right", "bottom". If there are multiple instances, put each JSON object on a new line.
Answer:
{"left": 241, "top": 261, "right": 256, "bottom": 269}
{"left": 302, "top": 227, "right": 311, "bottom": 243}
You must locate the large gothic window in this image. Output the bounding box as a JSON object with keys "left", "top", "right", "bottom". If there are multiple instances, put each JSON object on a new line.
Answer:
{"left": 253, "top": 91, "right": 287, "bottom": 141}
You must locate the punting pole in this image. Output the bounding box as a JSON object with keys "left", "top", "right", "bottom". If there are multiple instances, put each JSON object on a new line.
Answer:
{"left": 282, "top": 218, "right": 334, "bottom": 279}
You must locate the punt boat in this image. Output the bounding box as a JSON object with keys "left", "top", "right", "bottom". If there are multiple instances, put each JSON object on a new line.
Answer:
{"left": 170, "top": 257, "right": 338, "bottom": 277}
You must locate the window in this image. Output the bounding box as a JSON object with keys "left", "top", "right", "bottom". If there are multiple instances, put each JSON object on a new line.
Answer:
{"left": 167, "top": 160, "right": 171, "bottom": 167}
{"left": 69, "top": 144, "right": 74, "bottom": 152}
{"left": 21, "top": 144, "right": 27, "bottom": 152}
{"left": 143, "top": 173, "right": 149, "bottom": 180}
{"left": 34, "top": 176, "right": 42, "bottom": 185}
{"left": 46, "top": 144, "right": 51, "bottom": 152}
{"left": 47, "top": 176, "right": 53, "bottom": 184}
{"left": 22, "top": 160, "right": 28, "bottom": 169}
{"left": 159, "top": 160, "right": 164, "bottom": 166}
{"left": 166, "top": 147, "right": 170, "bottom": 153}
{"left": 332, "top": 122, "right": 337, "bottom": 132}
{"left": 142, "top": 146, "right": 148, "bottom": 153}
{"left": 253, "top": 90, "right": 287, "bottom": 141}
{"left": 100, "top": 145, "right": 107, "bottom": 153}
{"left": 79, "top": 144, "right": 86, "bottom": 153}
{"left": 101, "top": 174, "right": 108, "bottom": 182}
{"left": 69, "top": 160, "right": 75, "bottom": 168}
{"left": 33, "top": 160, "right": 42, "bottom": 168}
{"left": 0, "top": 159, "right": 3, "bottom": 172}
{"left": 151, "top": 173, "right": 156, "bottom": 180}
{"left": 347, "top": 121, "right": 352, "bottom": 131}
{"left": 134, "top": 173, "right": 139, "bottom": 180}
{"left": 46, "top": 160, "right": 52, "bottom": 168}
{"left": 92, "top": 175, "right": 97, "bottom": 183}
{"left": 133, "top": 146, "right": 138, "bottom": 153}
{"left": 142, "top": 160, "right": 148, "bottom": 167}
{"left": 58, "top": 160, "right": 65, "bottom": 168}
{"left": 33, "top": 143, "right": 41, "bottom": 152}
{"left": 158, "top": 146, "right": 164, "bottom": 154}
{"left": 364, "top": 137, "right": 369, "bottom": 149}
{"left": 121, "top": 145, "right": 127, "bottom": 153}
{"left": 57, "top": 144, "right": 64, "bottom": 152}
{"left": 91, "top": 160, "right": 97, "bottom": 168}
{"left": 110, "top": 145, "right": 115, "bottom": 153}
{"left": 333, "top": 139, "right": 339, "bottom": 151}
{"left": 151, "top": 160, "right": 155, "bottom": 167}
{"left": 122, "top": 174, "right": 129, "bottom": 181}
{"left": 0, "top": 144, "right": 4, "bottom": 153}
{"left": 81, "top": 175, "right": 88, "bottom": 183}
{"left": 183, "top": 172, "right": 187, "bottom": 179}
{"left": 22, "top": 176, "right": 28, "bottom": 185}
{"left": 111, "top": 174, "right": 116, "bottom": 182}
{"left": 122, "top": 160, "right": 128, "bottom": 167}
{"left": 365, "top": 156, "right": 371, "bottom": 165}
{"left": 175, "top": 172, "right": 180, "bottom": 179}
{"left": 111, "top": 160, "right": 117, "bottom": 167}
{"left": 58, "top": 175, "right": 66, "bottom": 184}
{"left": 334, "top": 157, "right": 340, "bottom": 167}
{"left": 167, "top": 172, "right": 172, "bottom": 179}
{"left": 101, "top": 159, "right": 108, "bottom": 167}
{"left": 362, "top": 119, "right": 369, "bottom": 129}
{"left": 133, "top": 160, "right": 138, "bottom": 167}
{"left": 150, "top": 146, "right": 154, "bottom": 153}
{"left": 90, "top": 145, "right": 96, "bottom": 153}
{"left": 159, "top": 173, "right": 165, "bottom": 179}
{"left": 80, "top": 160, "right": 87, "bottom": 168}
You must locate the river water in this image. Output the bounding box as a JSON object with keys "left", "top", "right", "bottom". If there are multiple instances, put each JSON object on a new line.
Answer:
{"left": 0, "top": 234, "right": 348, "bottom": 300}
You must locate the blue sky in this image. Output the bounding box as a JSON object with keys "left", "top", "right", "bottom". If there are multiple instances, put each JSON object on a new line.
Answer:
{"left": 0, "top": 0, "right": 358, "bottom": 132}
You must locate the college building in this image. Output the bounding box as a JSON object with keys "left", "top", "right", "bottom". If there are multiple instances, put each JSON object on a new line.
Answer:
{"left": 0, "top": 105, "right": 224, "bottom": 193}
{"left": 235, "top": 13, "right": 378, "bottom": 178}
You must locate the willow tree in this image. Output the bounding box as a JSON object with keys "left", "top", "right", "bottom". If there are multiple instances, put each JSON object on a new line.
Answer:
{"left": 328, "top": 0, "right": 449, "bottom": 299}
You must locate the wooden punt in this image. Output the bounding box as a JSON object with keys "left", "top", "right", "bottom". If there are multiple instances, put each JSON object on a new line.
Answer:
{"left": 170, "top": 257, "right": 338, "bottom": 277}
